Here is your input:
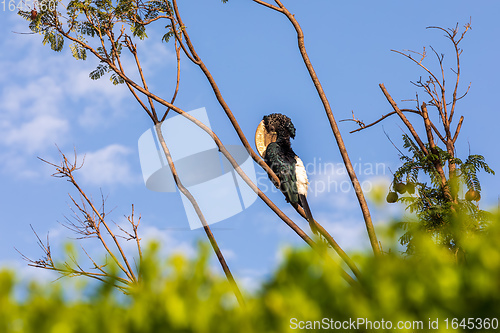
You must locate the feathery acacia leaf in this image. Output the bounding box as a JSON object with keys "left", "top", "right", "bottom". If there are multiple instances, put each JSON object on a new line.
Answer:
{"left": 392, "top": 134, "right": 494, "bottom": 254}
{"left": 70, "top": 43, "right": 87, "bottom": 60}
{"left": 89, "top": 64, "right": 109, "bottom": 80}
{"left": 110, "top": 73, "right": 125, "bottom": 85}
{"left": 42, "top": 31, "right": 65, "bottom": 52}
{"left": 131, "top": 23, "right": 148, "bottom": 40}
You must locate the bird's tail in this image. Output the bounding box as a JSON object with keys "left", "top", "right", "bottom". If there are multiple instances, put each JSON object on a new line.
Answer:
{"left": 299, "top": 194, "right": 318, "bottom": 235}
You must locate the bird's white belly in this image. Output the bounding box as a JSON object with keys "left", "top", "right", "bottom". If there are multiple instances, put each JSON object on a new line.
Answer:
{"left": 295, "top": 157, "right": 309, "bottom": 196}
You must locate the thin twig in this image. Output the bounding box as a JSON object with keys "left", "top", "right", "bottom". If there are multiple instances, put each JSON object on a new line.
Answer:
{"left": 347, "top": 109, "right": 420, "bottom": 133}
{"left": 172, "top": 0, "right": 280, "bottom": 186}
{"left": 379, "top": 84, "right": 429, "bottom": 155}
{"left": 161, "top": 29, "right": 182, "bottom": 122}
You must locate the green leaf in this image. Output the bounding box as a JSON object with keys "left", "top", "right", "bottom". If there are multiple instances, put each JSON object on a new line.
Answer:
{"left": 131, "top": 23, "right": 148, "bottom": 40}
{"left": 42, "top": 31, "right": 64, "bottom": 52}
{"left": 89, "top": 64, "right": 109, "bottom": 80}
{"left": 110, "top": 73, "right": 125, "bottom": 85}
{"left": 80, "top": 22, "right": 97, "bottom": 37}
{"left": 162, "top": 30, "right": 174, "bottom": 43}
{"left": 70, "top": 43, "right": 87, "bottom": 60}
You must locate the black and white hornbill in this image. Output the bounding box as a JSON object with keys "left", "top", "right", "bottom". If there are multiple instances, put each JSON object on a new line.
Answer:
{"left": 255, "top": 113, "right": 318, "bottom": 235}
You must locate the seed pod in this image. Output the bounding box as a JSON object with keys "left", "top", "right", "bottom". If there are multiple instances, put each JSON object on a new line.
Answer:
{"left": 405, "top": 182, "right": 415, "bottom": 194}
{"left": 394, "top": 182, "right": 406, "bottom": 194}
{"left": 386, "top": 191, "right": 398, "bottom": 203}
{"left": 465, "top": 190, "right": 481, "bottom": 201}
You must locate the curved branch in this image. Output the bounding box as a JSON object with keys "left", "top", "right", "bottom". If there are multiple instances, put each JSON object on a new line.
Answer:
{"left": 171, "top": 0, "right": 280, "bottom": 186}
{"left": 294, "top": 206, "right": 361, "bottom": 279}
{"left": 161, "top": 36, "right": 182, "bottom": 122}
{"left": 155, "top": 124, "right": 245, "bottom": 306}
{"left": 49, "top": 11, "right": 358, "bottom": 284}
{"left": 379, "top": 84, "right": 429, "bottom": 155}
{"left": 112, "top": 65, "right": 357, "bottom": 285}
{"left": 391, "top": 49, "right": 445, "bottom": 93}
{"left": 452, "top": 115, "right": 464, "bottom": 144}
{"left": 169, "top": 18, "right": 199, "bottom": 64}
{"left": 263, "top": 0, "right": 381, "bottom": 255}
{"left": 252, "top": 0, "right": 283, "bottom": 12}
{"left": 169, "top": 1, "right": 360, "bottom": 278}
{"left": 347, "top": 109, "right": 421, "bottom": 134}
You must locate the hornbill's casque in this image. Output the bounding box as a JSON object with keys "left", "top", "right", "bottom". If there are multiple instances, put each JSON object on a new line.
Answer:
{"left": 255, "top": 113, "right": 317, "bottom": 235}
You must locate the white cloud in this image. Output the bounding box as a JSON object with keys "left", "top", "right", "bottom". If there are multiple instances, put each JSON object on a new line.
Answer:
{"left": 140, "top": 41, "right": 176, "bottom": 75}
{"left": 308, "top": 171, "right": 359, "bottom": 211}
{"left": 78, "top": 144, "right": 139, "bottom": 186}
{"left": 0, "top": 15, "right": 180, "bottom": 182}
{"left": 0, "top": 152, "right": 39, "bottom": 179}
{"left": 219, "top": 248, "right": 236, "bottom": 260}
{"left": 140, "top": 226, "right": 197, "bottom": 258}
{"left": 235, "top": 268, "right": 267, "bottom": 294}
{"left": 0, "top": 32, "right": 126, "bottom": 179}
{"left": 2, "top": 115, "right": 69, "bottom": 153}
{"left": 319, "top": 217, "right": 371, "bottom": 252}
{"left": 1, "top": 76, "right": 64, "bottom": 116}
{"left": 77, "top": 106, "right": 104, "bottom": 128}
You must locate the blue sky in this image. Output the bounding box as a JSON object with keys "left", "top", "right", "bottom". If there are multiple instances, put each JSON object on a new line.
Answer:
{"left": 1, "top": 0, "right": 499, "bottom": 290}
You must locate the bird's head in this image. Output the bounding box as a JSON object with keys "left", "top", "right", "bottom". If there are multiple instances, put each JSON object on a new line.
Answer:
{"left": 255, "top": 113, "right": 296, "bottom": 157}
{"left": 263, "top": 113, "right": 296, "bottom": 140}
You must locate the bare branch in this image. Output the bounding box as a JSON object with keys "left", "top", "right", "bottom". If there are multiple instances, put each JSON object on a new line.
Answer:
{"left": 18, "top": 226, "right": 131, "bottom": 292}
{"left": 383, "top": 127, "right": 406, "bottom": 157}
{"left": 252, "top": 0, "right": 283, "bottom": 12}
{"left": 161, "top": 29, "right": 182, "bottom": 122}
{"left": 169, "top": 18, "right": 199, "bottom": 64}
{"left": 122, "top": 35, "right": 158, "bottom": 121}
{"left": 128, "top": 205, "right": 143, "bottom": 262}
{"left": 379, "top": 83, "right": 429, "bottom": 155}
{"left": 422, "top": 102, "right": 437, "bottom": 150}
{"left": 428, "top": 21, "right": 471, "bottom": 124}
{"left": 39, "top": 151, "right": 137, "bottom": 282}
{"left": 294, "top": 206, "right": 361, "bottom": 280}
{"left": 452, "top": 115, "right": 464, "bottom": 144}
{"left": 171, "top": 0, "right": 281, "bottom": 186}
{"left": 347, "top": 109, "right": 421, "bottom": 134}
{"left": 455, "top": 82, "right": 471, "bottom": 102}
{"left": 257, "top": 0, "right": 381, "bottom": 255}
{"left": 391, "top": 49, "right": 445, "bottom": 93}
{"left": 339, "top": 110, "right": 365, "bottom": 128}
{"left": 154, "top": 124, "right": 245, "bottom": 306}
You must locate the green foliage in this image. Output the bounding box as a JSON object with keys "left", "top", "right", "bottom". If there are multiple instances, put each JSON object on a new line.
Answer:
{"left": 89, "top": 64, "right": 110, "bottom": 80}
{"left": 460, "top": 154, "right": 495, "bottom": 192}
{"left": 392, "top": 134, "right": 494, "bottom": 254}
{"left": 110, "top": 73, "right": 125, "bottom": 85}
{"left": 42, "top": 31, "right": 65, "bottom": 52}
{"left": 2, "top": 213, "right": 500, "bottom": 332}
{"left": 70, "top": 42, "right": 88, "bottom": 60}
{"left": 162, "top": 26, "right": 174, "bottom": 43}
{"left": 18, "top": 0, "right": 174, "bottom": 83}
{"left": 131, "top": 22, "right": 148, "bottom": 40}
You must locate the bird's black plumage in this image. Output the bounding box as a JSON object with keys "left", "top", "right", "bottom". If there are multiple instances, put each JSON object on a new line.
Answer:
{"left": 262, "top": 113, "right": 317, "bottom": 234}
{"left": 263, "top": 113, "right": 299, "bottom": 203}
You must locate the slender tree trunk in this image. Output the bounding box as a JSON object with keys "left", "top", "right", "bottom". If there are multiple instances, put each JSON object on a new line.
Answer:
{"left": 276, "top": 2, "right": 381, "bottom": 255}
{"left": 155, "top": 123, "right": 245, "bottom": 306}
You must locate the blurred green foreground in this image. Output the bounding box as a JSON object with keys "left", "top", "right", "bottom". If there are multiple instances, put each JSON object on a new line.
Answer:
{"left": 1, "top": 212, "right": 500, "bottom": 333}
